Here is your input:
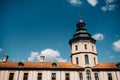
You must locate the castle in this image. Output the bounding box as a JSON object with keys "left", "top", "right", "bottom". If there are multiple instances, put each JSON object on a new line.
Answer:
{"left": 0, "top": 18, "right": 120, "bottom": 80}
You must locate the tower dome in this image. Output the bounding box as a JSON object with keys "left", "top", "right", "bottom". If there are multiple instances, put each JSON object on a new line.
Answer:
{"left": 69, "top": 18, "right": 98, "bottom": 68}
{"left": 69, "top": 19, "right": 95, "bottom": 45}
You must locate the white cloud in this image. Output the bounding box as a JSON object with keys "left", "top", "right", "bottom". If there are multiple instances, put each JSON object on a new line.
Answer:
{"left": 0, "top": 48, "right": 3, "bottom": 52}
{"left": 28, "top": 52, "right": 39, "bottom": 61}
{"left": 28, "top": 49, "right": 67, "bottom": 62}
{"left": 67, "top": 0, "right": 82, "bottom": 6}
{"left": 101, "top": 0, "right": 116, "bottom": 11}
{"left": 87, "top": 0, "right": 98, "bottom": 6}
{"left": 101, "top": 4, "right": 116, "bottom": 11}
{"left": 92, "top": 33, "right": 104, "bottom": 41}
{"left": 112, "top": 39, "right": 120, "bottom": 52}
{"left": 106, "top": 0, "right": 114, "bottom": 3}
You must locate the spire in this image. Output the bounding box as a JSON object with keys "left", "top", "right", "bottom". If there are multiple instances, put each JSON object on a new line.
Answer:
{"left": 69, "top": 14, "right": 96, "bottom": 44}
{"left": 74, "top": 15, "right": 90, "bottom": 39}
{"left": 76, "top": 12, "right": 86, "bottom": 30}
{"left": 78, "top": 11, "right": 82, "bottom": 20}
{"left": 76, "top": 19, "right": 86, "bottom": 30}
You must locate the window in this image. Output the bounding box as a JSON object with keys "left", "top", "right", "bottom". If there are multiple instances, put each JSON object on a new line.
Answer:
{"left": 65, "top": 73, "right": 70, "bottom": 80}
{"left": 108, "top": 73, "right": 112, "bottom": 80}
{"left": 92, "top": 46, "right": 94, "bottom": 51}
{"left": 85, "top": 55, "right": 89, "bottom": 64}
{"left": 75, "top": 45, "right": 78, "bottom": 50}
{"left": 23, "top": 73, "right": 28, "bottom": 80}
{"left": 84, "top": 44, "right": 87, "bottom": 50}
{"left": 52, "top": 73, "right": 56, "bottom": 80}
{"left": 37, "top": 73, "right": 42, "bottom": 80}
{"left": 79, "top": 73, "right": 83, "bottom": 80}
{"left": 94, "top": 57, "right": 96, "bottom": 65}
{"left": 9, "top": 73, "right": 14, "bottom": 80}
{"left": 76, "top": 57, "right": 79, "bottom": 64}
{"left": 86, "top": 70, "right": 91, "bottom": 80}
{"left": 18, "top": 62, "right": 24, "bottom": 67}
{"left": 116, "top": 63, "right": 120, "bottom": 68}
{"left": 52, "top": 63, "right": 57, "bottom": 67}
{"left": 94, "top": 73, "right": 99, "bottom": 80}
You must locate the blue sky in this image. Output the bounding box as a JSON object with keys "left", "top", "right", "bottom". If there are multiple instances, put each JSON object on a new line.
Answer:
{"left": 0, "top": 0, "right": 120, "bottom": 62}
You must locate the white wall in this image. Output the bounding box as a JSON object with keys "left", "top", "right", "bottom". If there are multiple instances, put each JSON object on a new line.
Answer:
{"left": 0, "top": 70, "right": 120, "bottom": 80}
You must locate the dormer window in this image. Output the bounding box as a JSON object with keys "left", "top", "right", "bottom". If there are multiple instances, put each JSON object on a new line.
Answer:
{"left": 52, "top": 63, "right": 57, "bottom": 67}
{"left": 18, "top": 62, "right": 24, "bottom": 67}
{"left": 116, "top": 63, "right": 120, "bottom": 68}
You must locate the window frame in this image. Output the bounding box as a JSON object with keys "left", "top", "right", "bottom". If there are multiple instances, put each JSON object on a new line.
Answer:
{"left": 52, "top": 63, "right": 57, "bottom": 67}
{"left": 85, "top": 55, "right": 89, "bottom": 64}
{"left": 84, "top": 44, "right": 87, "bottom": 50}
{"left": 37, "top": 73, "right": 42, "bottom": 80}
{"left": 75, "top": 45, "right": 78, "bottom": 51}
{"left": 79, "top": 73, "right": 83, "bottom": 80}
{"left": 86, "top": 70, "right": 91, "bottom": 80}
{"left": 94, "top": 73, "right": 99, "bottom": 80}
{"left": 65, "top": 73, "right": 70, "bottom": 80}
{"left": 23, "top": 73, "right": 28, "bottom": 80}
{"left": 92, "top": 46, "right": 94, "bottom": 51}
{"left": 76, "top": 57, "right": 79, "bottom": 64}
{"left": 51, "top": 73, "right": 56, "bottom": 80}
{"left": 108, "top": 73, "right": 112, "bottom": 80}
{"left": 94, "top": 57, "right": 96, "bottom": 65}
{"left": 9, "top": 73, "right": 14, "bottom": 80}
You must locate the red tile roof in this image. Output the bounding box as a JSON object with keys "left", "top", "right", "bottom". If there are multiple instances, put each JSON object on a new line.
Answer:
{"left": 0, "top": 62, "right": 82, "bottom": 69}
{"left": 93, "top": 62, "right": 119, "bottom": 69}
{"left": 0, "top": 62, "right": 119, "bottom": 70}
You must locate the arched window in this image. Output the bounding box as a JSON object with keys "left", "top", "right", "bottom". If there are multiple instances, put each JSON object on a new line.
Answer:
{"left": 84, "top": 44, "right": 87, "bottom": 50}
{"left": 52, "top": 63, "right": 57, "bottom": 67}
{"left": 92, "top": 46, "right": 94, "bottom": 51}
{"left": 116, "top": 63, "right": 120, "bottom": 68}
{"left": 85, "top": 55, "right": 89, "bottom": 64}
{"left": 76, "top": 57, "right": 79, "bottom": 64}
{"left": 79, "top": 73, "right": 83, "bottom": 80}
{"left": 86, "top": 70, "right": 91, "bottom": 80}
{"left": 18, "top": 62, "right": 24, "bottom": 67}
{"left": 75, "top": 45, "right": 78, "bottom": 50}
{"left": 94, "top": 57, "right": 96, "bottom": 65}
{"left": 94, "top": 73, "right": 99, "bottom": 80}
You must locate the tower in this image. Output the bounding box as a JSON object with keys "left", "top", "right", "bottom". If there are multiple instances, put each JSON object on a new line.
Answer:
{"left": 69, "top": 19, "right": 98, "bottom": 67}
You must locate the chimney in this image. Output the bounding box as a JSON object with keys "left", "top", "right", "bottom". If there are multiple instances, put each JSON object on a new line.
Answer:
{"left": 40, "top": 56, "right": 45, "bottom": 62}
{"left": 3, "top": 54, "right": 9, "bottom": 62}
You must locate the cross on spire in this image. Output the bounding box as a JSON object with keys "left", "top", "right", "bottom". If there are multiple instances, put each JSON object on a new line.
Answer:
{"left": 79, "top": 11, "right": 82, "bottom": 19}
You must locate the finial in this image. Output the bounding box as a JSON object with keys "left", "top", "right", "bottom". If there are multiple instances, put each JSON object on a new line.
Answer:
{"left": 78, "top": 11, "right": 83, "bottom": 22}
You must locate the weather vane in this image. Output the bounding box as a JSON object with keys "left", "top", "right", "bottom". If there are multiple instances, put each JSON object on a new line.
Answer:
{"left": 79, "top": 11, "right": 82, "bottom": 19}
